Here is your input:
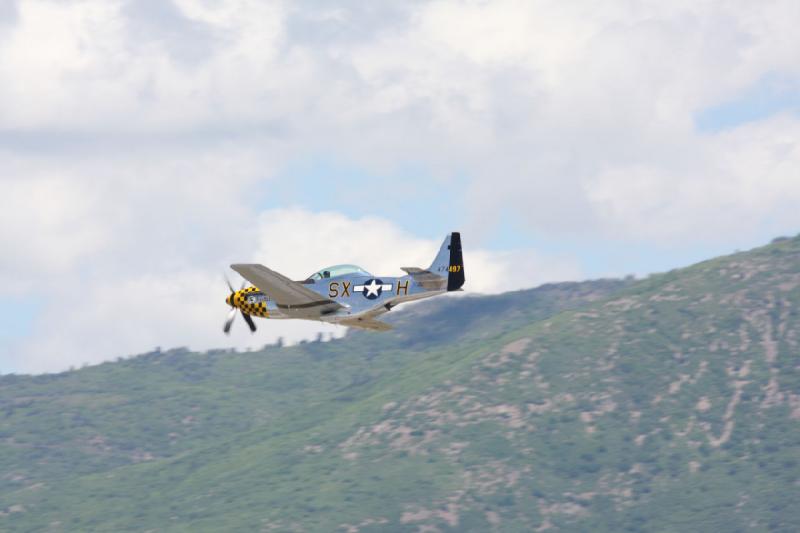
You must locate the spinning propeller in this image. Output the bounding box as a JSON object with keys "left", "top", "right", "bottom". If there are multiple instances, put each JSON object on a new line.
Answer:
{"left": 223, "top": 275, "right": 257, "bottom": 334}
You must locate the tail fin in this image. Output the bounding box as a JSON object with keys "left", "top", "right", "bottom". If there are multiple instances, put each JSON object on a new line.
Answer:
{"left": 428, "top": 232, "right": 465, "bottom": 291}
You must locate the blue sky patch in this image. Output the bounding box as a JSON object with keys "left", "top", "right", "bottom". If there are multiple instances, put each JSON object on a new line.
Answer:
{"left": 695, "top": 74, "right": 800, "bottom": 132}
{"left": 0, "top": 297, "right": 41, "bottom": 373}
{"left": 257, "top": 154, "right": 466, "bottom": 239}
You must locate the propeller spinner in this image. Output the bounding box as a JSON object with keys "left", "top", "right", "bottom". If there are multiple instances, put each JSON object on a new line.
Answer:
{"left": 223, "top": 276, "right": 257, "bottom": 334}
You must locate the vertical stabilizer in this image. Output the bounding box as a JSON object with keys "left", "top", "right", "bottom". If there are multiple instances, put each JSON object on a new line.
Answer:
{"left": 446, "top": 232, "right": 464, "bottom": 291}
{"left": 428, "top": 232, "right": 465, "bottom": 291}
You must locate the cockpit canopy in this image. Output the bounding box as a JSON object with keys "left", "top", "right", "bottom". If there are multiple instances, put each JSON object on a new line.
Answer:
{"left": 305, "top": 264, "right": 372, "bottom": 282}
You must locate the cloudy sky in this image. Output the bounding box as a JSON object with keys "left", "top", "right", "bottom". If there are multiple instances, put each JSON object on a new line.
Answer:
{"left": 1, "top": 0, "right": 799, "bottom": 373}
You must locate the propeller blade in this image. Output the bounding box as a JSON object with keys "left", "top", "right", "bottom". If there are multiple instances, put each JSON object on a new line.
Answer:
{"left": 223, "top": 307, "right": 237, "bottom": 334}
{"left": 242, "top": 312, "right": 257, "bottom": 333}
{"left": 224, "top": 274, "right": 235, "bottom": 294}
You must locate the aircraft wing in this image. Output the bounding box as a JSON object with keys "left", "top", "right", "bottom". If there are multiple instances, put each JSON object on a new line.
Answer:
{"left": 335, "top": 304, "right": 394, "bottom": 331}
{"left": 231, "top": 264, "right": 342, "bottom": 313}
{"left": 338, "top": 316, "right": 393, "bottom": 331}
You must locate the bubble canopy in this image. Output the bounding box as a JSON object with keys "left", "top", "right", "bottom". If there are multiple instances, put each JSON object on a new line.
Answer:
{"left": 305, "top": 264, "right": 372, "bottom": 281}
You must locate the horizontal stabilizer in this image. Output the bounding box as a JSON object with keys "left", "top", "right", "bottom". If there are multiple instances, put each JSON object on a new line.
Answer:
{"left": 400, "top": 267, "right": 447, "bottom": 290}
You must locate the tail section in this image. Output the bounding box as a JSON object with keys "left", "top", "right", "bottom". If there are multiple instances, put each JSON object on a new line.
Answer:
{"left": 428, "top": 232, "right": 465, "bottom": 291}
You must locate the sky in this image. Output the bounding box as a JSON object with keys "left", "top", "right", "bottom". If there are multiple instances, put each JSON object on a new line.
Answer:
{"left": 1, "top": 0, "right": 800, "bottom": 374}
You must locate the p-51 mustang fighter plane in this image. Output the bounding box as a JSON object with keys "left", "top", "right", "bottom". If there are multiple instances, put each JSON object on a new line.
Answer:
{"left": 224, "top": 232, "right": 464, "bottom": 333}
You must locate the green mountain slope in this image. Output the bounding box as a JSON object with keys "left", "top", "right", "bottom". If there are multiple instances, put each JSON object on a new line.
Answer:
{"left": 1, "top": 239, "right": 799, "bottom": 532}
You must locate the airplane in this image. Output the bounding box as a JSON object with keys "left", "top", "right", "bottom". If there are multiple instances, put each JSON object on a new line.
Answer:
{"left": 223, "top": 232, "right": 464, "bottom": 333}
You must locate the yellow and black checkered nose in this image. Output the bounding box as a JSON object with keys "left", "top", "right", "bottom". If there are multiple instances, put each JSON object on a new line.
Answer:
{"left": 223, "top": 278, "right": 262, "bottom": 335}
{"left": 227, "top": 287, "right": 270, "bottom": 318}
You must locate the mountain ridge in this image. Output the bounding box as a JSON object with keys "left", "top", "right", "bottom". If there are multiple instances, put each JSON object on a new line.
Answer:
{"left": 1, "top": 237, "right": 799, "bottom": 532}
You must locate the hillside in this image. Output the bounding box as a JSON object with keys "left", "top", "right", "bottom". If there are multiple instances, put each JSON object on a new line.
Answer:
{"left": 1, "top": 238, "right": 799, "bottom": 532}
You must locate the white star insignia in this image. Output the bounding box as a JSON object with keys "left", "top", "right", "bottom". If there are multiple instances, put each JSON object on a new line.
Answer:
{"left": 364, "top": 279, "right": 381, "bottom": 297}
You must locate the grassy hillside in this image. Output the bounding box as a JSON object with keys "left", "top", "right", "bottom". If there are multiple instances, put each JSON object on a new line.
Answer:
{"left": 1, "top": 238, "right": 799, "bottom": 532}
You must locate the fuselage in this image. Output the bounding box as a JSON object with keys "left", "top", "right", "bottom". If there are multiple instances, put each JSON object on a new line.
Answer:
{"left": 226, "top": 272, "right": 441, "bottom": 323}
{"left": 225, "top": 232, "right": 463, "bottom": 331}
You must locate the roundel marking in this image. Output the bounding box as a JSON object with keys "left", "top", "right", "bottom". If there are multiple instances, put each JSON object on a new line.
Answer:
{"left": 354, "top": 278, "right": 392, "bottom": 300}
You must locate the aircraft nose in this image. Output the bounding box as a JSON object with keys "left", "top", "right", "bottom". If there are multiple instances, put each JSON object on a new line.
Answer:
{"left": 226, "top": 294, "right": 233, "bottom": 306}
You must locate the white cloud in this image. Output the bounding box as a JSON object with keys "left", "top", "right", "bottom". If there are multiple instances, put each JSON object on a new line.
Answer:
{"left": 2, "top": 0, "right": 800, "bottom": 371}
{"left": 5, "top": 206, "right": 579, "bottom": 374}
{"left": 0, "top": 144, "right": 271, "bottom": 284}
{"left": 0, "top": 175, "right": 107, "bottom": 290}
{"left": 250, "top": 208, "right": 579, "bottom": 293}
{"left": 584, "top": 115, "right": 800, "bottom": 242}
